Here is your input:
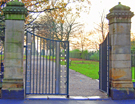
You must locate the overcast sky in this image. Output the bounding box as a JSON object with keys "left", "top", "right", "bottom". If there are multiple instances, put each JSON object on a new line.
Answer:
{"left": 80, "top": 0, "right": 135, "bottom": 33}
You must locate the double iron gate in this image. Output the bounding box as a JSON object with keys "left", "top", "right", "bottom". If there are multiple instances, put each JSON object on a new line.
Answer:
{"left": 24, "top": 30, "right": 110, "bottom": 97}
{"left": 99, "top": 33, "right": 110, "bottom": 95}
{"left": 24, "top": 31, "right": 69, "bottom": 97}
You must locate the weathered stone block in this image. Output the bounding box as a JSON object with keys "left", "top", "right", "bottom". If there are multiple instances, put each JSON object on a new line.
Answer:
{"left": 115, "top": 23, "right": 131, "bottom": 35}
{"left": 5, "top": 52, "right": 23, "bottom": 59}
{"left": 110, "top": 68, "right": 132, "bottom": 80}
{"left": 2, "top": 83, "right": 23, "bottom": 89}
{"left": 112, "top": 83, "right": 133, "bottom": 88}
{"left": 111, "top": 60, "right": 131, "bottom": 68}
{"left": 2, "top": 79, "right": 23, "bottom": 89}
{"left": 111, "top": 35, "right": 130, "bottom": 46}
{"left": 5, "top": 43, "right": 23, "bottom": 53}
{"left": 5, "top": 20, "right": 24, "bottom": 32}
{"left": 4, "top": 66, "right": 23, "bottom": 79}
{"left": 5, "top": 31, "right": 24, "bottom": 43}
{"left": 111, "top": 54, "right": 131, "bottom": 61}
{"left": 111, "top": 46, "right": 131, "bottom": 54}
{"left": 4, "top": 59, "right": 23, "bottom": 67}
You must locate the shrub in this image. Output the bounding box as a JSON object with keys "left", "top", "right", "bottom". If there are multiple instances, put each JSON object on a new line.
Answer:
{"left": 81, "top": 50, "right": 88, "bottom": 59}
{"left": 70, "top": 49, "right": 81, "bottom": 58}
{"left": 90, "top": 51, "right": 99, "bottom": 61}
{"left": 70, "top": 49, "right": 81, "bottom": 53}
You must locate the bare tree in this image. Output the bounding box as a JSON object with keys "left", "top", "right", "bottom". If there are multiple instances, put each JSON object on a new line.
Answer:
{"left": 34, "top": 11, "right": 83, "bottom": 41}
{"left": 94, "top": 10, "right": 108, "bottom": 43}
{"left": 71, "top": 30, "right": 95, "bottom": 53}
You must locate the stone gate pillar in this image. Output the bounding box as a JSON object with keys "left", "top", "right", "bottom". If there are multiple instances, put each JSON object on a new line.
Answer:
{"left": 2, "top": 0, "right": 27, "bottom": 99}
{"left": 107, "top": 2, "right": 134, "bottom": 100}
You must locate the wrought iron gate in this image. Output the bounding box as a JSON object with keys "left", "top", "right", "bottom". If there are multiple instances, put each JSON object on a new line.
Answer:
{"left": 99, "top": 33, "right": 110, "bottom": 95}
{"left": 24, "top": 31, "right": 69, "bottom": 97}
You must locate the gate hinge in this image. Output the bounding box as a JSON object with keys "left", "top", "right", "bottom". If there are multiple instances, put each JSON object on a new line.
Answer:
{"left": 108, "top": 46, "right": 111, "bottom": 50}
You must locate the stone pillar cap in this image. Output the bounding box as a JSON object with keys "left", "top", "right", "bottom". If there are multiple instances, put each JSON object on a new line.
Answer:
{"left": 3, "top": 1, "right": 27, "bottom": 15}
{"left": 110, "top": 2, "right": 130, "bottom": 12}
{"left": 3, "top": 0, "right": 27, "bottom": 20}
{"left": 107, "top": 2, "right": 134, "bottom": 20}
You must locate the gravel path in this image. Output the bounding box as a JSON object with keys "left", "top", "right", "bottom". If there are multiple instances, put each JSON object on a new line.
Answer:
{"left": 69, "top": 69, "right": 108, "bottom": 97}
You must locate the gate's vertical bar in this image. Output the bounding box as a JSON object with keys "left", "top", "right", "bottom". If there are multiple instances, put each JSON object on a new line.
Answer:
{"left": 55, "top": 41, "right": 56, "bottom": 94}
{"left": 56, "top": 41, "right": 60, "bottom": 94}
{"left": 29, "top": 33, "right": 32, "bottom": 93}
{"left": 43, "top": 39, "right": 45, "bottom": 93}
{"left": 25, "top": 32, "right": 28, "bottom": 95}
{"left": 39, "top": 37, "right": 42, "bottom": 94}
{"left": 33, "top": 34, "right": 35, "bottom": 93}
{"left": 45, "top": 40, "right": 48, "bottom": 93}
{"left": 52, "top": 41, "right": 54, "bottom": 94}
{"left": 59, "top": 42, "right": 61, "bottom": 94}
{"left": 50, "top": 40, "right": 52, "bottom": 94}
{"left": 31, "top": 33, "right": 34, "bottom": 93}
{"left": 66, "top": 41, "right": 69, "bottom": 98}
{"left": 30, "top": 32, "right": 32, "bottom": 93}
{"left": 49, "top": 40, "right": 51, "bottom": 93}
{"left": 36, "top": 36, "right": 38, "bottom": 94}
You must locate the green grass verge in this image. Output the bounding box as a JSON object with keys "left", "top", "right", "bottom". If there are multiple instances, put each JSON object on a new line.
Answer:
{"left": 0, "top": 55, "right": 4, "bottom": 63}
{"left": 69, "top": 61, "right": 135, "bottom": 81}
{"left": 132, "top": 67, "right": 135, "bottom": 82}
{"left": 43, "top": 56, "right": 56, "bottom": 60}
{"left": 69, "top": 60, "right": 99, "bottom": 79}
{"left": 23, "top": 55, "right": 26, "bottom": 59}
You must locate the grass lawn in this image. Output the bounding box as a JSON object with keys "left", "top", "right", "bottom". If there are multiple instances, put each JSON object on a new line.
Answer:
{"left": 69, "top": 60, "right": 99, "bottom": 79}
{"left": 42, "top": 56, "right": 64, "bottom": 60}
{"left": 132, "top": 67, "right": 135, "bottom": 82}
{"left": 23, "top": 55, "right": 26, "bottom": 59}
{"left": 0, "top": 55, "right": 4, "bottom": 63}
{"left": 42, "top": 55, "right": 55, "bottom": 60}
{"left": 69, "top": 61, "right": 135, "bottom": 81}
